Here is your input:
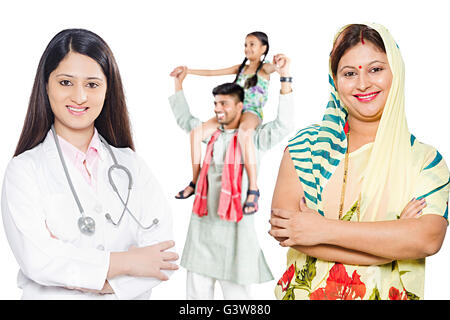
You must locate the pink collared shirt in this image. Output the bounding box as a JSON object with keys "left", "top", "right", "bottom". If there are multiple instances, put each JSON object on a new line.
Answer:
{"left": 57, "top": 129, "right": 102, "bottom": 188}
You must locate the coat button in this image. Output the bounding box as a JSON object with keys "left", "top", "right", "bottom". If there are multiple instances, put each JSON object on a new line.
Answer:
{"left": 94, "top": 204, "right": 102, "bottom": 213}
{"left": 96, "top": 245, "right": 105, "bottom": 251}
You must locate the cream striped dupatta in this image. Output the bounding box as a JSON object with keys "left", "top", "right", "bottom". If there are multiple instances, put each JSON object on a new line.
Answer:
{"left": 276, "top": 23, "right": 449, "bottom": 300}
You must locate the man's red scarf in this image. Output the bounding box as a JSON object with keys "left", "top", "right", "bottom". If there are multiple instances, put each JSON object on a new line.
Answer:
{"left": 192, "top": 129, "right": 244, "bottom": 222}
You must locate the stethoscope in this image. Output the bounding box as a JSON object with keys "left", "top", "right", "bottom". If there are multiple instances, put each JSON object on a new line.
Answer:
{"left": 51, "top": 125, "right": 159, "bottom": 236}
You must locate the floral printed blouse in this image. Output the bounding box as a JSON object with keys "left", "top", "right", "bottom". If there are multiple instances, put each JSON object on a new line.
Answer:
{"left": 235, "top": 64, "right": 270, "bottom": 121}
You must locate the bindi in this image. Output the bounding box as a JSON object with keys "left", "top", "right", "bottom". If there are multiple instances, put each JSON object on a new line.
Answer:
{"left": 358, "top": 65, "right": 362, "bottom": 69}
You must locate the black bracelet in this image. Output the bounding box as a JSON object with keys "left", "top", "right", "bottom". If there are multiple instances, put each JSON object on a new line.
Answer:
{"left": 280, "top": 76, "right": 293, "bottom": 82}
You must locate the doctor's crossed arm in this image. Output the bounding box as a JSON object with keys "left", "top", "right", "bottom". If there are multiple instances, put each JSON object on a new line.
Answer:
{"left": 105, "top": 154, "right": 179, "bottom": 299}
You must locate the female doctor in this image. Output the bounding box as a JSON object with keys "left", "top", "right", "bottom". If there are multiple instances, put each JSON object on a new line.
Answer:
{"left": 1, "top": 28, "right": 178, "bottom": 299}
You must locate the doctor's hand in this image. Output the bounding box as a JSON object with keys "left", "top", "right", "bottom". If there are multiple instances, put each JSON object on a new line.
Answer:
{"left": 68, "top": 280, "right": 114, "bottom": 295}
{"left": 125, "top": 240, "right": 179, "bottom": 280}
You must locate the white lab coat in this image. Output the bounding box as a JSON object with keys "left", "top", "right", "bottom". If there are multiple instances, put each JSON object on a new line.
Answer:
{"left": 1, "top": 130, "right": 175, "bottom": 299}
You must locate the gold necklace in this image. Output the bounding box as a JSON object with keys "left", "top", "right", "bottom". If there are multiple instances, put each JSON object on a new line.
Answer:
{"left": 338, "top": 132, "right": 361, "bottom": 221}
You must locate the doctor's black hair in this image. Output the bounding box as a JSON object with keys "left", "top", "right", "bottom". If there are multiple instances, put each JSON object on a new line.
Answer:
{"left": 14, "top": 28, "right": 134, "bottom": 156}
{"left": 233, "top": 31, "right": 269, "bottom": 89}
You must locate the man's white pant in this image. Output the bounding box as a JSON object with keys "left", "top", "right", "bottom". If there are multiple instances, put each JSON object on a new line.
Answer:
{"left": 186, "top": 271, "right": 252, "bottom": 300}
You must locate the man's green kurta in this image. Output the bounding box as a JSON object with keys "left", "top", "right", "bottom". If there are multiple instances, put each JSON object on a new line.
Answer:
{"left": 169, "top": 90, "right": 294, "bottom": 285}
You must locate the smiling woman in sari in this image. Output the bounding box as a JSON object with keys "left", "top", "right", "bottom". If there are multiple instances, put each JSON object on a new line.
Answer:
{"left": 269, "top": 23, "right": 449, "bottom": 300}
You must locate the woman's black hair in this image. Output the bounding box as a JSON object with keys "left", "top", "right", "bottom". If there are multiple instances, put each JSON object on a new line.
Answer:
{"left": 14, "top": 28, "right": 134, "bottom": 156}
{"left": 233, "top": 31, "right": 269, "bottom": 89}
{"left": 330, "top": 24, "right": 386, "bottom": 77}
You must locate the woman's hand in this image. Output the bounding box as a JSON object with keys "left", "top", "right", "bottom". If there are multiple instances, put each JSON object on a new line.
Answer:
{"left": 273, "top": 54, "right": 291, "bottom": 77}
{"left": 269, "top": 198, "right": 327, "bottom": 247}
{"left": 269, "top": 211, "right": 288, "bottom": 244}
{"left": 399, "top": 197, "right": 427, "bottom": 219}
{"left": 125, "top": 240, "right": 179, "bottom": 280}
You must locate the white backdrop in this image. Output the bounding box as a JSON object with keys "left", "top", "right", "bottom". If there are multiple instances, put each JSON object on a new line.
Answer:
{"left": 0, "top": 0, "right": 449, "bottom": 300}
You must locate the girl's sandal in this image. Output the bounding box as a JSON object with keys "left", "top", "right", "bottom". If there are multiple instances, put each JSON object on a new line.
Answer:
{"left": 243, "top": 189, "right": 260, "bottom": 214}
{"left": 175, "top": 181, "right": 196, "bottom": 199}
